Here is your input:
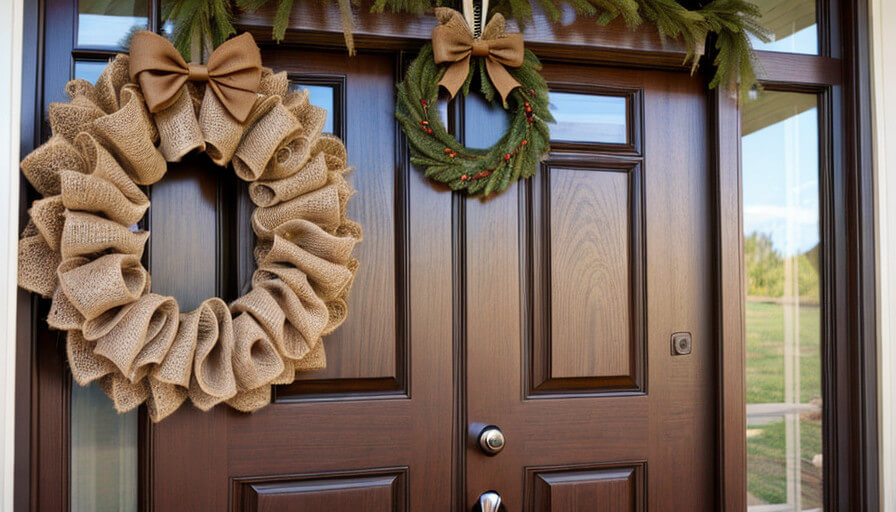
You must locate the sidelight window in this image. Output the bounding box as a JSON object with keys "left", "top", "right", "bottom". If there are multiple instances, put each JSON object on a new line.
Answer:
{"left": 69, "top": 4, "right": 143, "bottom": 510}
{"left": 742, "top": 91, "right": 824, "bottom": 511}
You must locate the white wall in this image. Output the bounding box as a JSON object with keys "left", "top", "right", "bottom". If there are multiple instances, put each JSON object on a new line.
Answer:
{"left": 0, "top": 0, "right": 22, "bottom": 508}
{"left": 871, "top": 0, "right": 896, "bottom": 509}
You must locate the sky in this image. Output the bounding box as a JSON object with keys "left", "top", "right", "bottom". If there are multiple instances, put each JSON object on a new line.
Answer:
{"left": 742, "top": 104, "right": 820, "bottom": 257}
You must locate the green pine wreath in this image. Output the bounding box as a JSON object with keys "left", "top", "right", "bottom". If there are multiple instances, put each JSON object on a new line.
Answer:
{"left": 396, "top": 44, "right": 554, "bottom": 196}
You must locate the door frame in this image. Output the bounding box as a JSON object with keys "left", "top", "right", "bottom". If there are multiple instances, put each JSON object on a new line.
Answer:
{"left": 13, "top": 0, "right": 879, "bottom": 510}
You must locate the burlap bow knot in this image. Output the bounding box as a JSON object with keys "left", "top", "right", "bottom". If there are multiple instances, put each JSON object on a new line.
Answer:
{"left": 432, "top": 7, "right": 524, "bottom": 103}
{"left": 129, "top": 31, "right": 262, "bottom": 122}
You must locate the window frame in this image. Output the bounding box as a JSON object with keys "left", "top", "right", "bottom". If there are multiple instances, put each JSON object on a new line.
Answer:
{"left": 716, "top": 0, "right": 879, "bottom": 509}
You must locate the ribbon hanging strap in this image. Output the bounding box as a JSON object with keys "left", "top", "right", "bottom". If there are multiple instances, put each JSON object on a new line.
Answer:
{"left": 431, "top": 7, "right": 524, "bottom": 102}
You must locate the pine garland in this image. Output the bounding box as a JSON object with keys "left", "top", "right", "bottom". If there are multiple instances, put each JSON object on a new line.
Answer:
{"left": 396, "top": 45, "right": 553, "bottom": 196}
{"left": 162, "top": 0, "right": 236, "bottom": 59}
{"left": 163, "top": 0, "right": 769, "bottom": 95}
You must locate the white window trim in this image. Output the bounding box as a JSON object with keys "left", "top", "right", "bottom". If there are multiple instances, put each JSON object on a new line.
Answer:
{"left": 871, "top": 0, "right": 896, "bottom": 510}
{"left": 0, "top": 0, "right": 23, "bottom": 508}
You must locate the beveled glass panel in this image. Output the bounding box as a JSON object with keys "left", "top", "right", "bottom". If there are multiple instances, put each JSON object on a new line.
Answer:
{"left": 77, "top": 0, "right": 148, "bottom": 49}
{"left": 70, "top": 63, "right": 138, "bottom": 512}
{"left": 548, "top": 92, "right": 627, "bottom": 144}
{"left": 751, "top": 0, "right": 818, "bottom": 55}
{"left": 289, "top": 83, "right": 335, "bottom": 134}
{"left": 743, "top": 91, "right": 823, "bottom": 510}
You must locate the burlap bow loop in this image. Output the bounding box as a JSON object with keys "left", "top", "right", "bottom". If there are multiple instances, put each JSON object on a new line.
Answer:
{"left": 431, "top": 7, "right": 524, "bottom": 102}
{"left": 129, "top": 31, "right": 262, "bottom": 122}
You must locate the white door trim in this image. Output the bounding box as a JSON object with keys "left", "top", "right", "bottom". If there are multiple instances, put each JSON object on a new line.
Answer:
{"left": 870, "top": 0, "right": 896, "bottom": 509}
{"left": 0, "top": 0, "right": 24, "bottom": 508}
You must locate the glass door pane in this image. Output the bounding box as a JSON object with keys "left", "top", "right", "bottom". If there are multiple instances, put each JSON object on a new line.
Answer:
{"left": 742, "top": 91, "right": 824, "bottom": 511}
{"left": 70, "top": 59, "right": 139, "bottom": 512}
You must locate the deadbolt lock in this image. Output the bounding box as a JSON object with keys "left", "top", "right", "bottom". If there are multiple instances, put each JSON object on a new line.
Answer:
{"left": 477, "top": 425, "right": 505, "bottom": 455}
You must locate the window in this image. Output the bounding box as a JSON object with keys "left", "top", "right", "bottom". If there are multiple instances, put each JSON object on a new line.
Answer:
{"left": 69, "top": 4, "right": 145, "bottom": 510}
{"left": 750, "top": 0, "right": 818, "bottom": 55}
{"left": 742, "top": 91, "right": 824, "bottom": 510}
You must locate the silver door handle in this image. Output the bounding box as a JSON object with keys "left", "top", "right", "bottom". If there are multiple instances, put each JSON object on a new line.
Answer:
{"left": 477, "top": 491, "right": 502, "bottom": 512}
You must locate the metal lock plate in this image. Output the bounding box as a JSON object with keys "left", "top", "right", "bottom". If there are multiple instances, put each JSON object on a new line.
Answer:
{"left": 671, "top": 332, "right": 692, "bottom": 355}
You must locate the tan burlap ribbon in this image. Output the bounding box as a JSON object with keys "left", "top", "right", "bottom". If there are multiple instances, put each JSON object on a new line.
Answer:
{"left": 431, "top": 7, "right": 524, "bottom": 102}
{"left": 129, "top": 31, "right": 262, "bottom": 123}
{"left": 18, "top": 46, "right": 361, "bottom": 421}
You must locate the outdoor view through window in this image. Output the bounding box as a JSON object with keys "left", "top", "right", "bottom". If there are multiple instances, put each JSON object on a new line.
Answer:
{"left": 743, "top": 91, "right": 823, "bottom": 511}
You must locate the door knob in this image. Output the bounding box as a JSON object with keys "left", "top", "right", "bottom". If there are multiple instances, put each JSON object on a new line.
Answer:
{"left": 477, "top": 491, "right": 502, "bottom": 512}
{"left": 477, "top": 425, "right": 505, "bottom": 455}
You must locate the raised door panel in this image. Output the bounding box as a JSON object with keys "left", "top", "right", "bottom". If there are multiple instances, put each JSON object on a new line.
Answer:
{"left": 529, "top": 159, "right": 645, "bottom": 395}
{"left": 532, "top": 465, "right": 643, "bottom": 512}
{"left": 239, "top": 473, "right": 405, "bottom": 512}
{"left": 259, "top": 50, "right": 407, "bottom": 397}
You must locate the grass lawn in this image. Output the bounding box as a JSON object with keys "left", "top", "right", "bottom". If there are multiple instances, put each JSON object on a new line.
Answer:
{"left": 746, "top": 300, "right": 824, "bottom": 509}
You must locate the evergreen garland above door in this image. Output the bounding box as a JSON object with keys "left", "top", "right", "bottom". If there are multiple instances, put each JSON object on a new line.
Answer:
{"left": 163, "top": 0, "right": 768, "bottom": 96}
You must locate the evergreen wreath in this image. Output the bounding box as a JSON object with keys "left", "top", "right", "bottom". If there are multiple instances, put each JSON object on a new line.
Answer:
{"left": 396, "top": 8, "right": 553, "bottom": 196}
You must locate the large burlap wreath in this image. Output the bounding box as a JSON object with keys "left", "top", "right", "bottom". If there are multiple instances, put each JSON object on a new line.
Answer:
{"left": 17, "top": 32, "right": 362, "bottom": 422}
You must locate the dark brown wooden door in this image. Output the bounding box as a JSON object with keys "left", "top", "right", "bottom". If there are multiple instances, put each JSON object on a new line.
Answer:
{"left": 461, "top": 63, "right": 714, "bottom": 511}
{"left": 146, "top": 47, "right": 455, "bottom": 510}
{"left": 144, "top": 47, "right": 714, "bottom": 512}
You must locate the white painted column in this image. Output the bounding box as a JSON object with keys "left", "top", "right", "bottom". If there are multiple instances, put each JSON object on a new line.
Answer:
{"left": 0, "top": 0, "right": 23, "bottom": 508}
{"left": 871, "top": 0, "right": 896, "bottom": 510}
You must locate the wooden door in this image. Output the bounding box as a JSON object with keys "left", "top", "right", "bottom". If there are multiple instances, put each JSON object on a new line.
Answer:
{"left": 146, "top": 47, "right": 714, "bottom": 510}
{"left": 461, "top": 64, "right": 714, "bottom": 510}
{"left": 146, "top": 47, "right": 456, "bottom": 510}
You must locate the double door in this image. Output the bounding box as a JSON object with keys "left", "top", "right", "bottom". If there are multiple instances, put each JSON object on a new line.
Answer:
{"left": 139, "top": 48, "right": 715, "bottom": 511}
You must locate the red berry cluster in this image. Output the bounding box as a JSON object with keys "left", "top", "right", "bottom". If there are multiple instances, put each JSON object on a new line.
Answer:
{"left": 461, "top": 170, "right": 493, "bottom": 181}
{"left": 419, "top": 99, "right": 434, "bottom": 134}
{"left": 460, "top": 136, "right": 529, "bottom": 183}
{"left": 524, "top": 102, "right": 533, "bottom": 124}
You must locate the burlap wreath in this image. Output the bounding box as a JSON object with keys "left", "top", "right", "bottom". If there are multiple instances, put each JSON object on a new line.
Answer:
{"left": 17, "top": 51, "right": 362, "bottom": 421}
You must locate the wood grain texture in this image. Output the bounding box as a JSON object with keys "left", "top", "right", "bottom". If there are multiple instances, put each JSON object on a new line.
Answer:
{"left": 262, "top": 50, "right": 401, "bottom": 391}
{"left": 240, "top": 473, "right": 404, "bottom": 512}
{"left": 755, "top": 51, "right": 843, "bottom": 87}
{"left": 149, "top": 47, "right": 455, "bottom": 511}
{"left": 533, "top": 467, "right": 638, "bottom": 512}
{"left": 148, "top": 157, "right": 219, "bottom": 311}
{"left": 529, "top": 156, "right": 645, "bottom": 395}
{"left": 712, "top": 89, "right": 746, "bottom": 512}
{"left": 549, "top": 168, "right": 631, "bottom": 379}
{"left": 465, "top": 63, "right": 713, "bottom": 510}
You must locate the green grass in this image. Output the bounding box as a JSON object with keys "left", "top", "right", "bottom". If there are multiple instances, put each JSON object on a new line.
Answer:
{"left": 745, "top": 300, "right": 824, "bottom": 508}
{"left": 746, "top": 301, "right": 822, "bottom": 405}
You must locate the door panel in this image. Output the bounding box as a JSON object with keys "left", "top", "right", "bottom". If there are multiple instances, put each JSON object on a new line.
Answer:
{"left": 236, "top": 470, "right": 406, "bottom": 512}
{"left": 464, "top": 63, "right": 714, "bottom": 510}
{"left": 531, "top": 464, "right": 644, "bottom": 512}
{"left": 530, "top": 159, "right": 645, "bottom": 394}
{"left": 147, "top": 48, "right": 454, "bottom": 511}
{"left": 273, "top": 50, "right": 404, "bottom": 394}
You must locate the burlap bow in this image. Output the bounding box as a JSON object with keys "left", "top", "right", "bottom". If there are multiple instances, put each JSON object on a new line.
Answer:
{"left": 432, "top": 7, "right": 524, "bottom": 103}
{"left": 129, "top": 31, "right": 262, "bottom": 122}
